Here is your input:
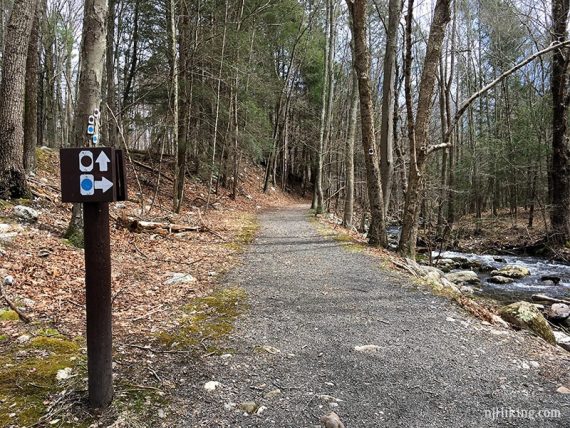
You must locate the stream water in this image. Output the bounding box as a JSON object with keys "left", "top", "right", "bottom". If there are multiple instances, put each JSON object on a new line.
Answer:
{"left": 433, "top": 250, "right": 570, "bottom": 303}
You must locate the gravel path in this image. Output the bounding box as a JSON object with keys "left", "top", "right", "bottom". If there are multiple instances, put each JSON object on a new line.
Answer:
{"left": 176, "top": 206, "right": 569, "bottom": 427}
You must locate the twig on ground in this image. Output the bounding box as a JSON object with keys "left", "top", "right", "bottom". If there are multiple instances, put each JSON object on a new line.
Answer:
{"left": 0, "top": 283, "right": 31, "bottom": 323}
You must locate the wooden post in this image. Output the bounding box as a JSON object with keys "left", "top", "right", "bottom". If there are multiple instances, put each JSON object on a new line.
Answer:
{"left": 83, "top": 202, "right": 113, "bottom": 408}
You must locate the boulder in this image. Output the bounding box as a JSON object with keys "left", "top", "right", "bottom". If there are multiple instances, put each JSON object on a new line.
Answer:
{"left": 499, "top": 301, "right": 556, "bottom": 344}
{"left": 490, "top": 265, "right": 530, "bottom": 279}
{"left": 488, "top": 275, "right": 515, "bottom": 284}
{"left": 553, "top": 331, "right": 570, "bottom": 352}
{"left": 460, "top": 285, "right": 475, "bottom": 295}
{"left": 547, "top": 304, "right": 570, "bottom": 321}
{"left": 445, "top": 270, "right": 481, "bottom": 286}
{"left": 13, "top": 205, "right": 38, "bottom": 223}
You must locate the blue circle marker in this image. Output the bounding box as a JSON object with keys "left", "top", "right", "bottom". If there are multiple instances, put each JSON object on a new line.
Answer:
{"left": 81, "top": 178, "right": 93, "bottom": 191}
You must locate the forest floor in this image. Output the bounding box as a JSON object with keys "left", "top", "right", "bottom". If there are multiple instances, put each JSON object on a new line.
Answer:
{"left": 0, "top": 147, "right": 300, "bottom": 427}
{"left": 165, "top": 206, "right": 569, "bottom": 427}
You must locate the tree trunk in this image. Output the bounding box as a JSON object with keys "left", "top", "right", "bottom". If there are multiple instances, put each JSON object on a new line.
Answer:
{"left": 550, "top": 0, "right": 570, "bottom": 243}
{"left": 23, "top": 8, "right": 39, "bottom": 173}
{"left": 347, "top": 0, "right": 387, "bottom": 247}
{"left": 315, "top": 0, "right": 333, "bottom": 214}
{"left": 0, "top": 0, "right": 36, "bottom": 199}
{"left": 343, "top": 68, "right": 358, "bottom": 228}
{"left": 379, "top": 0, "right": 402, "bottom": 216}
{"left": 170, "top": 0, "right": 182, "bottom": 211}
{"left": 399, "top": 0, "right": 451, "bottom": 258}
{"left": 65, "top": 0, "right": 108, "bottom": 239}
{"left": 104, "top": 0, "right": 118, "bottom": 148}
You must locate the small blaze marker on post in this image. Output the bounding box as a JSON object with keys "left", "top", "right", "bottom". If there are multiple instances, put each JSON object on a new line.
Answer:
{"left": 60, "top": 130, "right": 127, "bottom": 408}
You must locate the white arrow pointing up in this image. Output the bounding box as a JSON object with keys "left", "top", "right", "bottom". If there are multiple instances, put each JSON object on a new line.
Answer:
{"left": 94, "top": 177, "right": 113, "bottom": 193}
{"left": 95, "top": 151, "right": 111, "bottom": 172}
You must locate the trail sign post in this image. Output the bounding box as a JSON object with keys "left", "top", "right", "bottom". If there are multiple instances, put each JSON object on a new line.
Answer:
{"left": 60, "top": 147, "right": 127, "bottom": 408}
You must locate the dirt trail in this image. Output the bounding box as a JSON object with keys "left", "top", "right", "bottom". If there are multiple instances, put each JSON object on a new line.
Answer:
{"left": 176, "top": 206, "right": 569, "bottom": 427}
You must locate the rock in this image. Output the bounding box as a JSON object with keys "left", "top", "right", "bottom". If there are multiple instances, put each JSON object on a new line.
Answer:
{"left": 317, "top": 394, "right": 342, "bottom": 403}
{"left": 261, "top": 345, "right": 280, "bottom": 354}
{"left": 553, "top": 331, "right": 570, "bottom": 351}
{"left": 491, "top": 314, "right": 510, "bottom": 329}
{"left": 547, "top": 304, "right": 570, "bottom": 321}
{"left": 157, "top": 409, "right": 166, "bottom": 419}
{"left": 421, "top": 265, "right": 445, "bottom": 277}
{"left": 13, "top": 205, "right": 38, "bottom": 223}
{"left": 445, "top": 270, "right": 480, "bottom": 286}
{"left": 164, "top": 272, "right": 196, "bottom": 285}
{"left": 204, "top": 381, "right": 220, "bottom": 391}
{"left": 354, "top": 344, "right": 380, "bottom": 353}
{"left": 434, "top": 258, "right": 455, "bottom": 267}
{"left": 320, "top": 411, "right": 345, "bottom": 428}
{"left": 56, "top": 367, "right": 73, "bottom": 381}
{"left": 16, "top": 334, "right": 30, "bottom": 344}
{"left": 493, "top": 257, "right": 507, "bottom": 263}
{"left": 460, "top": 285, "right": 475, "bottom": 295}
{"left": 556, "top": 386, "right": 570, "bottom": 394}
{"left": 4, "top": 275, "right": 14, "bottom": 286}
{"left": 499, "top": 301, "right": 556, "bottom": 344}
{"left": 256, "top": 406, "right": 267, "bottom": 415}
{"left": 264, "top": 389, "right": 281, "bottom": 399}
{"left": 424, "top": 270, "right": 442, "bottom": 283}
{"left": 487, "top": 275, "right": 515, "bottom": 284}
{"left": 223, "top": 402, "right": 236, "bottom": 411}
{"left": 490, "top": 265, "right": 530, "bottom": 279}
{"left": 239, "top": 401, "right": 258, "bottom": 414}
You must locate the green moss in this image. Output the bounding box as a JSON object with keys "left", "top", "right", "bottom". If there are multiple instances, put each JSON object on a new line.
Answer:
{"left": 28, "top": 336, "right": 80, "bottom": 354}
{"left": 0, "top": 199, "right": 13, "bottom": 210}
{"left": 224, "top": 214, "right": 259, "bottom": 252}
{"left": 158, "top": 286, "right": 247, "bottom": 353}
{"left": 35, "top": 327, "right": 64, "bottom": 338}
{"left": 0, "top": 333, "right": 82, "bottom": 426}
{"left": 0, "top": 335, "right": 7, "bottom": 342}
{"left": 0, "top": 309, "right": 20, "bottom": 321}
{"left": 64, "top": 227, "right": 84, "bottom": 248}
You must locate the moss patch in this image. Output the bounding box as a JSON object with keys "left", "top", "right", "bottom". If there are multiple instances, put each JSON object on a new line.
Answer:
{"left": 224, "top": 214, "right": 259, "bottom": 252}
{"left": 157, "top": 286, "right": 247, "bottom": 353}
{"left": 0, "top": 309, "right": 20, "bottom": 321}
{"left": 0, "top": 332, "right": 83, "bottom": 426}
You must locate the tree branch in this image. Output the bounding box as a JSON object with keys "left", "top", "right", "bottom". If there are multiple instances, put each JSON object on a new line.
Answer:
{"left": 437, "top": 41, "right": 570, "bottom": 151}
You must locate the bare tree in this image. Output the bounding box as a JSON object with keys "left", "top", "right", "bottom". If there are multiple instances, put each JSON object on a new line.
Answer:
{"left": 65, "top": 0, "right": 108, "bottom": 238}
{"left": 379, "top": 0, "right": 402, "bottom": 215}
{"left": 347, "top": 0, "right": 387, "bottom": 247}
{"left": 550, "top": 0, "right": 570, "bottom": 243}
{"left": 398, "top": 0, "right": 452, "bottom": 258}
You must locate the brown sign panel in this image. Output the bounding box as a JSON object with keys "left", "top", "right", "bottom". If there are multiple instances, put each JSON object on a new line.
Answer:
{"left": 60, "top": 148, "right": 127, "bottom": 203}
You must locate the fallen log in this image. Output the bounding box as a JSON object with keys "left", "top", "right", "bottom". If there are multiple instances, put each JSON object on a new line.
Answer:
{"left": 131, "top": 159, "right": 174, "bottom": 183}
{"left": 118, "top": 216, "right": 202, "bottom": 233}
{"left": 531, "top": 294, "right": 570, "bottom": 306}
